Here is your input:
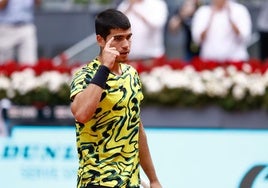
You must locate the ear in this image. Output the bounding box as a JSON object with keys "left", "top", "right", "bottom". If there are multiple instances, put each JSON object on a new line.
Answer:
{"left": 96, "top": 35, "right": 105, "bottom": 48}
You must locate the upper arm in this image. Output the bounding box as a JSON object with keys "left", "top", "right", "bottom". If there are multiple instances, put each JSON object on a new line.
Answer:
{"left": 234, "top": 6, "right": 252, "bottom": 43}
{"left": 191, "top": 6, "right": 209, "bottom": 44}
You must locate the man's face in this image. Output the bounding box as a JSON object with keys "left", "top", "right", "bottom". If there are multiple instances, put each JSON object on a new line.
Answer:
{"left": 105, "top": 28, "right": 132, "bottom": 63}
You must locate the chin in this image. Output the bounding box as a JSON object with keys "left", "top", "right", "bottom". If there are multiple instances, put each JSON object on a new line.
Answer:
{"left": 117, "top": 56, "right": 129, "bottom": 63}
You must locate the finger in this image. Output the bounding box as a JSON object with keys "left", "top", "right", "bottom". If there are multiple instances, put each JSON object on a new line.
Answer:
{"left": 105, "top": 36, "right": 115, "bottom": 48}
{"left": 111, "top": 48, "right": 120, "bottom": 56}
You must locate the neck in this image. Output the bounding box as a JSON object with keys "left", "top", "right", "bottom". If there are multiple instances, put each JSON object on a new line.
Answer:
{"left": 111, "top": 63, "right": 122, "bottom": 75}
{"left": 213, "top": 0, "right": 227, "bottom": 10}
{"left": 96, "top": 56, "right": 122, "bottom": 75}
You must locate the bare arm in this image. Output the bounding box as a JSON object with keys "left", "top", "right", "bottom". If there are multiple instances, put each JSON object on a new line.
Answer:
{"left": 71, "top": 37, "right": 119, "bottom": 123}
{"left": 229, "top": 18, "right": 240, "bottom": 35}
{"left": 139, "top": 122, "right": 162, "bottom": 188}
{"left": 168, "top": 13, "right": 182, "bottom": 34}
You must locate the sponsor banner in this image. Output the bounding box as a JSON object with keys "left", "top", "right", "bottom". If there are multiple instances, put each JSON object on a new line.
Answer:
{"left": 142, "top": 128, "right": 268, "bottom": 188}
{"left": 0, "top": 126, "right": 77, "bottom": 188}
{"left": 0, "top": 127, "right": 268, "bottom": 188}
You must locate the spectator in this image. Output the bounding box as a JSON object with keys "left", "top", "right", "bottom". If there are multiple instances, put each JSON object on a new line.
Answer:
{"left": 257, "top": 0, "right": 268, "bottom": 61}
{"left": 117, "top": 0, "right": 168, "bottom": 61}
{"left": 0, "top": 0, "right": 41, "bottom": 65}
{"left": 168, "top": 0, "right": 202, "bottom": 61}
{"left": 191, "top": 0, "right": 252, "bottom": 62}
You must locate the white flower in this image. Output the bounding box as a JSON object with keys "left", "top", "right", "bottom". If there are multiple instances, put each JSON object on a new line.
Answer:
{"left": 226, "top": 65, "right": 238, "bottom": 76}
{"left": 39, "top": 71, "right": 70, "bottom": 92}
{"left": 205, "top": 80, "right": 228, "bottom": 97}
{"left": 212, "top": 67, "right": 225, "bottom": 80}
{"left": 232, "top": 85, "right": 246, "bottom": 100}
{"left": 0, "top": 75, "right": 11, "bottom": 90}
{"left": 190, "top": 77, "right": 206, "bottom": 94}
{"left": 10, "top": 69, "right": 39, "bottom": 95}
{"left": 221, "top": 77, "right": 233, "bottom": 94}
{"left": 231, "top": 72, "right": 248, "bottom": 88}
{"left": 140, "top": 72, "right": 164, "bottom": 93}
{"left": 200, "top": 68, "right": 229, "bottom": 97}
{"left": 200, "top": 70, "right": 213, "bottom": 82}
{"left": 247, "top": 74, "right": 266, "bottom": 96}
{"left": 262, "top": 71, "right": 268, "bottom": 86}
{"left": 173, "top": 71, "right": 192, "bottom": 89}
{"left": 242, "top": 63, "right": 252, "bottom": 73}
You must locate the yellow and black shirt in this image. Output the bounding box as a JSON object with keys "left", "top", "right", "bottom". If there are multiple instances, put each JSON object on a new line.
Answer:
{"left": 70, "top": 59, "right": 143, "bottom": 188}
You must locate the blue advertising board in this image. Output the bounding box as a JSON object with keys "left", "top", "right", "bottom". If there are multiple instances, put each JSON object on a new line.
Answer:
{"left": 0, "top": 126, "right": 268, "bottom": 188}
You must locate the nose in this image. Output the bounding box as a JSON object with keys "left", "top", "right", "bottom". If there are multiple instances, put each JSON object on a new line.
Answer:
{"left": 121, "top": 39, "right": 131, "bottom": 49}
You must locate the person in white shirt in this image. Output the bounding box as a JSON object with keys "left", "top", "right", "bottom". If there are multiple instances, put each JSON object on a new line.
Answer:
{"left": 191, "top": 0, "right": 252, "bottom": 62}
{"left": 0, "top": 0, "right": 41, "bottom": 65}
{"left": 117, "top": 0, "right": 168, "bottom": 61}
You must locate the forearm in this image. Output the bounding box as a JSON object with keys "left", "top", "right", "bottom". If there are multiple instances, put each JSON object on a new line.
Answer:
{"left": 168, "top": 15, "right": 182, "bottom": 33}
{"left": 229, "top": 18, "right": 240, "bottom": 36}
{"left": 139, "top": 123, "right": 160, "bottom": 184}
{"left": 200, "top": 10, "right": 215, "bottom": 43}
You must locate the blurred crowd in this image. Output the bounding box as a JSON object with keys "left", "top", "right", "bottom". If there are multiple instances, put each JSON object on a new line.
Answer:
{"left": 0, "top": 0, "right": 267, "bottom": 65}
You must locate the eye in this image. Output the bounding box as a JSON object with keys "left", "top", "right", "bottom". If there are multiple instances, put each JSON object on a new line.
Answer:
{"left": 114, "top": 36, "right": 123, "bottom": 41}
{"left": 126, "top": 35, "right": 132, "bottom": 40}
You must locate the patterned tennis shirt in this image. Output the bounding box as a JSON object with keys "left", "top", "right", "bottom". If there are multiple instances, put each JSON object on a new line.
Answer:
{"left": 70, "top": 59, "right": 144, "bottom": 188}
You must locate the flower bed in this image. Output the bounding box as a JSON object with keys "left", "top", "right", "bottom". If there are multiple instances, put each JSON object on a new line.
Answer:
{"left": 1, "top": 56, "right": 268, "bottom": 111}
{"left": 133, "top": 56, "right": 268, "bottom": 111}
{"left": 0, "top": 58, "right": 80, "bottom": 107}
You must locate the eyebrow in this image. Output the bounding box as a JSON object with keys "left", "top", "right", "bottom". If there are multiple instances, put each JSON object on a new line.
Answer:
{"left": 114, "top": 33, "right": 132, "bottom": 38}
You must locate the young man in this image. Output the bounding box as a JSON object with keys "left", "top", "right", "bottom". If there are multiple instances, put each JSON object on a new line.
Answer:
{"left": 70, "top": 9, "right": 162, "bottom": 188}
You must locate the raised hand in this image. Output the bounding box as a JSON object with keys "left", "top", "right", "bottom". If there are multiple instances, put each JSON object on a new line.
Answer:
{"left": 101, "top": 37, "right": 120, "bottom": 69}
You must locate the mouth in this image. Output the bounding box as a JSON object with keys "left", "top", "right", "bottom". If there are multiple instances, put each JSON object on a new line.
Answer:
{"left": 120, "top": 52, "right": 129, "bottom": 56}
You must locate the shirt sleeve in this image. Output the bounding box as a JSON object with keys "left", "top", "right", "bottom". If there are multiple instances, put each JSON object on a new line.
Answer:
{"left": 144, "top": 0, "right": 168, "bottom": 28}
{"left": 231, "top": 4, "right": 252, "bottom": 45}
{"left": 69, "top": 67, "right": 93, "bottom": 101}
{"left": 191, "top": 6, "right": 210, "bottom": 45}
